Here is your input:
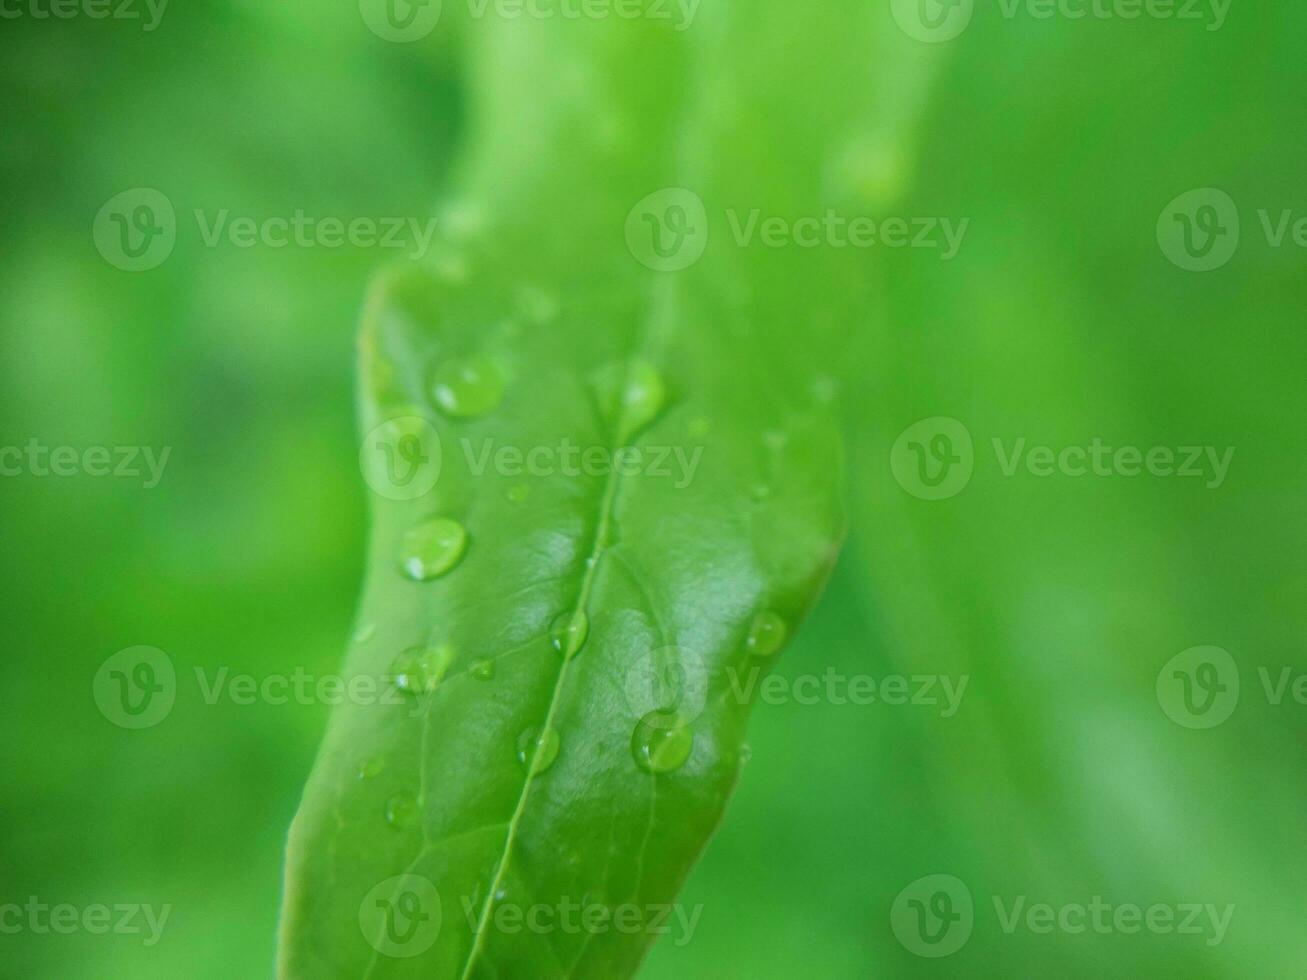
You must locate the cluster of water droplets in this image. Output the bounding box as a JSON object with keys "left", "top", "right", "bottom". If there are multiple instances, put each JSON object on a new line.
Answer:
{"left": 376, "top": 351, "right": 793, "bottom": 825}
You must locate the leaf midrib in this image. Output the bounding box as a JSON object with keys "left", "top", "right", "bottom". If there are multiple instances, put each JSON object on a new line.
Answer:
{"left": 456, "top": 358, "right": 643, "bottom": 979}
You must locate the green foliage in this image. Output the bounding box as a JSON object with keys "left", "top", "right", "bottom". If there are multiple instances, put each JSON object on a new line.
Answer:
{"left": 4, "top": 3, "right": 1307, "bottom": 980}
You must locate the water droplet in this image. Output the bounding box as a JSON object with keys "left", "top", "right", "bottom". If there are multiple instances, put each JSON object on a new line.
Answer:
{"left": 517, "top": 726, "right": 560, "bottom": 776}
{"left": 618, "top": 362, "right": 666, "bottom": 441}
{"left": 385, "top": 793, "right": 419, "bottom": 828}
{"left": 631, "top": 710, "right": 693, "bottom": 774}
{"left": 358, "top": 755, "right": 385, "bottom": 780}
{"left": 391, "top": 649, "right": 422, "bottom": 692}
{"left": 353, "top": 623, "right": 376, "bottom": 644}
{"left": 739, "top": 744, "right": 753, "bottom": 765}
{"left": 399, "top": 517, "right": 468, "bottom": 581}
{"left": 505, "top": 483, "right": 529, "bottom": 504}
{"left": 430, "top": 356, "right": 504, "bottom": 419}
{"left": 392, "top": 643, "right": 454, "bottom": 694}
{"left": 549, "top": 609, "right": 590, "bottom": 659}
{"left": 688, "top": 417, "right": 709, "bottom": 439}
{"left": 746, "top": 611, "right": 787, "bottom": 658}
{"left": 470, "top": 658, "right": 496, "bottom": 681}
{"left": 749, "top": 483, "right": 771, "bottom": 502}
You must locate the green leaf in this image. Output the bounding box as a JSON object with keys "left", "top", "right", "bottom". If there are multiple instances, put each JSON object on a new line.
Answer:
{"left": 280, "top": 7, "right": 937, "bottom": 977}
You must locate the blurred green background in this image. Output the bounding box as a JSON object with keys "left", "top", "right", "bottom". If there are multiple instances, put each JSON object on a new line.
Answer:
{"left": 3, "top": 1, "right": 1305, "bottom": 978}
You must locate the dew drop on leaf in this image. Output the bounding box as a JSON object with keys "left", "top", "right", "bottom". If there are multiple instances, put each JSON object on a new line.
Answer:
{"left": 631, "top": 710, "right": 693, "bottom": 774}
{"left": 430, "top": 356, "right": 504, "bottom": 419}
{"left": 399, "top": 517, "right": 468, "bottom": 581}
{"left": 391, "top": 648, "right": 422, "bottom": 693}
{"left": 746, "top": 610, "right": 787, "bottom": 658}
{"left": 549, "top": 609, "right": 590, "bottom": 659}
{"left": 470, "top": 658, "right": 496, "bottom": 681}
{"left": 384, "top": 793, "right": 419, "bottom": 828}
{"left": 618, "top": 361, "right": 666, "bottom": 442}
{"left": 357, "top": 756, "right": 385, "bottom": 780}
{"left": 516, "top": 726, "right": 560, "bottom": 776}
{"left": 391, "top": 643, "right": 454, "bottom": 694}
